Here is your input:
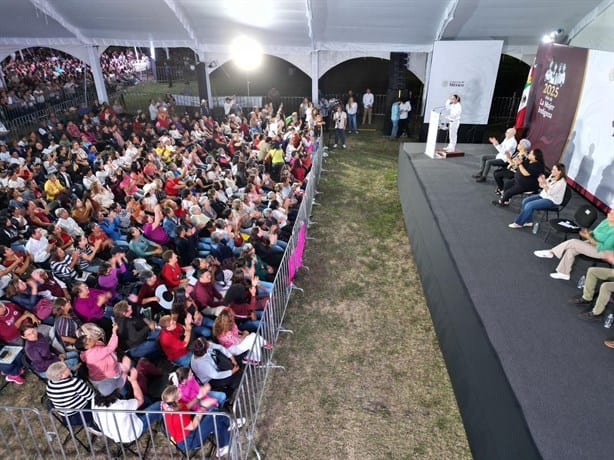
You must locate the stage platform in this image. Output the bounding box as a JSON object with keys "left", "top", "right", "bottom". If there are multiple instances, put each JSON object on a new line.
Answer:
{"left": 398, "top": 143, "right": 611, "bottom": 460}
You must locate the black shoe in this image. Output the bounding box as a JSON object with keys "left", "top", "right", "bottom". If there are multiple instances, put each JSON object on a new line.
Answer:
{"left": 578, "top": 311, "right": 601, "bottom": 321}
{"left": 472, "top": 173, "right": 482, "bottom": 178}
{"left": 475, "top": 176, "right": 486, "bottom": 183}
{"left": 491, "top": 200, "right": 501, "bottom": 206}
{"left": 568, "top": 295, "right": 591, "bottom": 305}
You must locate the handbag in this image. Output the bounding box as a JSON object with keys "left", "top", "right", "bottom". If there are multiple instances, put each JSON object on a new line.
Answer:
{"left": 33, "top": 297, "right": 53, "bottom": 320}
{"left": 211, "top": 349, "right": 234, "bottom": 371}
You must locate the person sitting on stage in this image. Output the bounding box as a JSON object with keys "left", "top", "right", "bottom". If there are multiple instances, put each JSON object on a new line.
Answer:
{"left": 534, "top": 209, "right": 614, "bottom": 280}
{"left": 508, "top": 163, "right": 567, "bottom": 229}
{"left": 474, "top": 127, "right": 517, "bottom": 182}
{"left": 493, "top": 149, "right": 544, "bottom": 207}
{"left": 569, "top": 252, "right": 614, "bottom": 323}
{"left": 493, "top": 138, "right": 531, "bottom": 195}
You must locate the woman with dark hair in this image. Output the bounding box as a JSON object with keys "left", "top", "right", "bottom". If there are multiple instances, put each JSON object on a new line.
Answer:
{"left": 509, "top": 163, "right": 568, "bottom": 228}
{"left": 493, "top": 149, "right": 544, "bottom": 207}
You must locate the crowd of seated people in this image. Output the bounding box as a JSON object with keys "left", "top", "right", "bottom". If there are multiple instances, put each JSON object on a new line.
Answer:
{"left": 0, "top": 91, "right": 322, "bottom": 453}
{"left": 0, "top": 47, "right": 147, "bottom": 119}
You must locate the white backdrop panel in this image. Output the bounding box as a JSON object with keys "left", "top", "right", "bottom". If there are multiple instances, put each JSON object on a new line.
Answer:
{"left": 424, "top": 40, "right": 503, "bottom": 125}
{"left": 562, "top": 49, "right": 614, "bottom": 208}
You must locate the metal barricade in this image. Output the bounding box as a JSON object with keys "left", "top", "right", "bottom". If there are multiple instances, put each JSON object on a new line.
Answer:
{"left": 231, "top": 128, "right": 325, "bottom": 459}
{"left": 0, "top": 405, "right": 237, "bottom": 459}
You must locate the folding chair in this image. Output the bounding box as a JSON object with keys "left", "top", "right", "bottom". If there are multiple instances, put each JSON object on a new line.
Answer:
{"left": 41, "top": 395, "right": 93, "bottom": 452}
{"left": 544, "top": 203, "right": 598, "bottom": 243}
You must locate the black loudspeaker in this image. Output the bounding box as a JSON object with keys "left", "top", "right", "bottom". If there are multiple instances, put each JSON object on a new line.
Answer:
{"left": 196, "top": 63, "right": 208, "bottom": 101}
{"left": 389, "top": 52, "right": 409, "bottom": 91}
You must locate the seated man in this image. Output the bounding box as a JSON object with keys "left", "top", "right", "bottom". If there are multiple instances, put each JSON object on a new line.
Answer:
{"left": 570, "top": 252, "right": 614, "bottom": 322}
{"left": 474, "top": 127, "right": 517, "bottom": 182}
{"left": 535, "top": 210, "right": 614, "bottom": 280}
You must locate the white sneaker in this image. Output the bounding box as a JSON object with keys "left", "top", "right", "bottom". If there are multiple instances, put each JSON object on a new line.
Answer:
{"left": 322, "top": 151, "right": 329, "bottom": 157}
{"left": 333, "top": 144, "right": 338, "bottom": 148}
{"left": 342, "top": 144, "right": 347, "bottom": 149}
{"left": 534, "top": 250, "right": 554, "bottom": 259}
{"left": 550, "top": 272, "right": 570, "bottom": 281}
{"left": 216, "top": 445, "right": 229, "bottom": 458}
{"left": 229, "top": 417, "right": 246, "bottom": 430}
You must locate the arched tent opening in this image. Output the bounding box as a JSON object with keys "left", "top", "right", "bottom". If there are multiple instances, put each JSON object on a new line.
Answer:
{"left": 209, "top": 54, "right": 311, "bottom": 98}
{"left": 488, "top": 54, "right": 531, "bottom": 130}
{"left": 0, "top": 46, "right": 94, "bottom": 123}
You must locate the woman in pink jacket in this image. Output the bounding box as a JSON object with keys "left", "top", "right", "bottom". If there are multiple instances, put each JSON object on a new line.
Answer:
{"left": 76, "top": 322, "right": 131, "bottom": 396}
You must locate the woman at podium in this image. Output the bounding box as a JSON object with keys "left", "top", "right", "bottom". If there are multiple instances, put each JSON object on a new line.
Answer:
{"left": 444, "top": 95, "right": 462, "bottom": 152}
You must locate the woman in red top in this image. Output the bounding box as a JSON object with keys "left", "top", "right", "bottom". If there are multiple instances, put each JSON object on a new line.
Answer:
{"left": 158, "top": 313, "right": 192, "bottom": 366}
{"left": 161, "top": 250, "right": 188, "bottom": 291}
{"left": 161, "top": 385, "right": 230, "bottom": 454}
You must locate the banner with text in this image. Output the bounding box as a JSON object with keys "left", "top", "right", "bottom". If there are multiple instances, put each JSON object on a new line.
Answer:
{"left": 526, "top": 44, "right": 588, "bottom": 167}
{"left": 561, "top": 49, "right": 614, "bottom": 210}
{"left": 424, "top": 40, "right": 503, "bottom": 125}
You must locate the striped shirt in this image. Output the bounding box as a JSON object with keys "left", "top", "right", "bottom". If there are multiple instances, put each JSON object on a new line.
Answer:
{"left": 50, "top": 254, "right": 77, "bottom": 282}
{"left": 46, "top": 377, "right": 94, "bottom": 416}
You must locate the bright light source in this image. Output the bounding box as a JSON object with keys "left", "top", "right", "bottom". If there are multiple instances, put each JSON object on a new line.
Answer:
{"left": 542, "top": 34, "right": 554, "bottom": 44}
{"left": 230, "top": 36, "right": 263, "bottom": 71}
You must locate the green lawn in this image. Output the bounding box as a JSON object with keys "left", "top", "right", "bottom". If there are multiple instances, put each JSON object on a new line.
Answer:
{"left": 256, "top": 128, "right": 471, "bottom": 459}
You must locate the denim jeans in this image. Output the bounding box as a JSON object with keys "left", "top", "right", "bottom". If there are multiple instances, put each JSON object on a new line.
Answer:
{"left": 514, "top": 195, "right": 555, "bottom": 225}
{"left": 127, "top": 329, "right": 161, "bottom": 359}
{"left": 136, "top": 401, "right": 163, "bottom": 430}
{"left": 390, "top": 120, "right": 399, "bottom": 138}
{"left": 347, "top": 113, "right": 357, "bottom": 133}
{"left": 173, "top": 352, "right": 193, "bottom": 367}
{"left": 176, "top": 415, "right": 229, "bottom": 452}
{"left": 334, "top": 129, "right": 346, "bottom": 146}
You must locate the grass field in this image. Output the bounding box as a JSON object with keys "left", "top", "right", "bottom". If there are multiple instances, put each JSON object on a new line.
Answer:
{"left": 256, "top": 128, "right": 471, "bottom": 459}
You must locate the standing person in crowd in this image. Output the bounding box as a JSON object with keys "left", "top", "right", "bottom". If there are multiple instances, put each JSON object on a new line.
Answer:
{"left": 333, "top": 104, "right": 347, "bottom": 149}
{"left": 345, "top": 97, "right": 358, "bottom": 134}
{"left": 444, "top": 94, "right": 461, "bottom": 152}
{"left": 474, "top": 127, "right": 518, "bottom": 182}
{"left": 362, "top": 88, "right": 374, "bottom": 126}
{"left": 390, "top": 98, "right": 401, "bottom": 139}
{"left": 398, "top": 96, "right": 412, "bottom": 138}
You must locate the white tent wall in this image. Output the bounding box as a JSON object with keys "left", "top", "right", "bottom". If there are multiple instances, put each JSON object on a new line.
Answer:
{"left": 569, "top": 1, "right": 614, "bottom": 52}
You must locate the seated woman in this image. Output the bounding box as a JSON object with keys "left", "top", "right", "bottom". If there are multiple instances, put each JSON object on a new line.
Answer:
{"left": 158, "top": 313, "right": 194, "bottom": 367}
{"left": 92, "top": 368, "right": 162, "bottom": 444}
{"left": 113, "top": 300, "right": 161, "bottom": 360}
{"left": 160, "top": 384, "right": 230, "bottom": 456}
{"left": 493, "top": 148, "right": 544, "bottom": 206}
{"left": 190, "top": 337, "right": 242, "bottom": 398}
{"left": 46, "top": 361, "right": 96, "bottom": 428}
{"left": 21, "top": 323, "right": 79, "bottom": 378}
{"left": 508, "top": 163, "right": 567, "bottom": 229}
{"left": 494, "top": 138, "right": 531, "bottom": 195}
{"left": 170, "top": 366, "right": 226, "bottom": 411}
{"left": 213, "top": 308, "right": 270, "bottom": 365}
{"left": 52, "top": 297, "right": 81, "bottom": 350}
{"left": 75, "top": 321, "right": 131, "bottom": 396}
{"left": 534, "top": 209, "right": 614, "bottom": 280}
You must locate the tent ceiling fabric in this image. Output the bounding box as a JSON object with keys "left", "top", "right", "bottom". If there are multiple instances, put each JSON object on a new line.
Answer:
{"left": 0, "top": 0, "right": 608, "bottom": 55}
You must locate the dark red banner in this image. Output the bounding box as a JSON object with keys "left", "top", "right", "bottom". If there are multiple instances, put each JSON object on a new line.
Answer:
{"left": 526, "top": 44, "right": 588, "bottom": 166}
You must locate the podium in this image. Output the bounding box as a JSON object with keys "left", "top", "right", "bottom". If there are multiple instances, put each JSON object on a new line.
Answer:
{"left": 424, "top": 110, "right": 440, "bottom": 158}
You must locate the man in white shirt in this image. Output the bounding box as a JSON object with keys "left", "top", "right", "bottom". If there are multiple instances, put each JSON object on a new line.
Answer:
{"left": 362, "top": 89, "right": 374, "bottom": 126}
{"left": 398, "top": 98, "right": 412, "bottom": 138}
{"left": 25, "top": 228, "right": 54, "bottom": 264}
{"left": 474, "top": 127, "right": 518, "bottom": 182}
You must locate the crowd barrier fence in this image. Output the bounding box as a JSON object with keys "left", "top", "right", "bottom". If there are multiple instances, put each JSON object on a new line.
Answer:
{"left": 0, "top": 129, "right": 326, "bottom": 460}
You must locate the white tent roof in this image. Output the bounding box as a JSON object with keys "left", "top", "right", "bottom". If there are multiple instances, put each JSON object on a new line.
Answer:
{"left": 0, "top": 0, "right": 610, "bottom": 55}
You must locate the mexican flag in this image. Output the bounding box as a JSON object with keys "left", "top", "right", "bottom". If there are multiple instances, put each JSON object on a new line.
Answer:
{"left": 514, "top": 62, "right": 535, "bottom": 129}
